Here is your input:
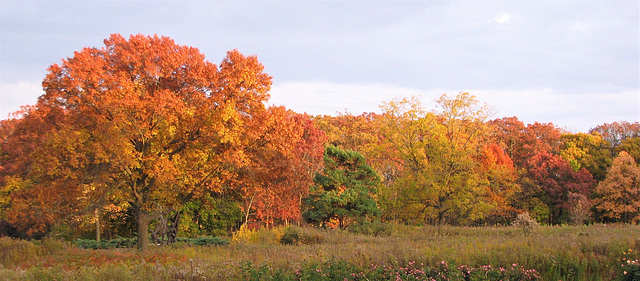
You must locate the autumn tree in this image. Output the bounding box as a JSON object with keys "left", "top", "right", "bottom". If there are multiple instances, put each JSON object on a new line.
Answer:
{"left": 559, "top": 132, "right": 612, "bottom": 181}
{"left": 312, "top": 112, "right": 380, "bottom": 154}
{"left": 0, "top": 105, "right": 93, "bottom": 238}
{"left": 526, "top": 152, "right": 595, "bottom": 224}
{"left": 238, "top": 107, "right": 326, "bottom": 226}
{"left": 0, "top": 34, "right": 272, "bottom": 250}
{"left": 590, "top": 121, "right": 640, "bottom": 149}
{"left": 617, "top": 137, "right": 640, "bottom": 165}
{"left": 373, "top": 96, "right": 426, "bottom": 222}
{"left": 377, "top": 93, "right": 495, "bottom": 225}
{"left": 594, "top": 151, "right": 640, "bottom": 223}
{"left": 490, "top": 117, "right": 563, "bottom": 169}
{"left": 489, "top": 117, "right": 598, "bottom": 224}
{"left": 303, "top": 146, "right": 381, "bottom": 229}
{"left": 476, "top": 143, "right": 520, "bottom": 224}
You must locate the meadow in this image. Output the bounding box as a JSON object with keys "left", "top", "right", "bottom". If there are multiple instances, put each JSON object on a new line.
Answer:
{"left": 1, "top": 224, "right": 639, "bottom": 280}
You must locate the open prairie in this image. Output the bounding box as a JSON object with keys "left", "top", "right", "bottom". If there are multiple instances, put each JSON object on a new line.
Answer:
{"left": 1, "top": 224, "right": 638, "bottom": 280}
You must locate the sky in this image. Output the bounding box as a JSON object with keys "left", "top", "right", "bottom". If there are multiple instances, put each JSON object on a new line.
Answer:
{"left": 1, "top": 1, "right": 638, "bottom": 132}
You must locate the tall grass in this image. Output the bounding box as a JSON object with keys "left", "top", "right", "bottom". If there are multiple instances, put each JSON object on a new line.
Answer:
{"left": 1, "top": 224, "right": 638, "bottom": 280}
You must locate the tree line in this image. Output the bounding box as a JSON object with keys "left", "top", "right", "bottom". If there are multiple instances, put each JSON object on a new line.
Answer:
{"left": 1, "top": 34, "right": 638, "bottom": 251}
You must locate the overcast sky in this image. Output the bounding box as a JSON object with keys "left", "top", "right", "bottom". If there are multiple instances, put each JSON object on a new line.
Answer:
{"left": 1, "top": 1, "right": 638, "bottom": 132}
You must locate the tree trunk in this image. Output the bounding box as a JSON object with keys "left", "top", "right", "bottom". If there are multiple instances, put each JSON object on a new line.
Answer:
{"left": 137, "top": 207, "right": 150, "bottom": 251}
{"left": 95, "top": 209, "right": 101, "bottom": 242}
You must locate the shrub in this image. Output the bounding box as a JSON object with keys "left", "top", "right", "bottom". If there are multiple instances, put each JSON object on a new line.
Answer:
{"left": 231, "top": 224, "right": 256, "bottom": 245}
{"left": 252, "top": 227, "right": 285, "bottom": 245}
{"left": 0, "top": 237, "right": 47, "bottom": 267}
{"left": 512, "top": 212, "right": 540, "bottom": 235}
{"left": 74, "top": 236, "right": 227, "bottom": 249}
{"left": 280, "top": 226, "right": 302, "bottom": 245}
{"left": 348, "top": 221, "right": 392, "bottom": 237}
{"left": 176, "top": 236, "right": 229, "bottom": 246}
{"left": 192, "top": 236, "right": 228, "bottom": 246}
{"left": 73, "top": 237, "right": 137, "bottom": 249}
{"left": 620, "top": 249, "right": 640, "bottom": 281}
{"left": 280, "top": 226, "right": 324, "bottom": 245}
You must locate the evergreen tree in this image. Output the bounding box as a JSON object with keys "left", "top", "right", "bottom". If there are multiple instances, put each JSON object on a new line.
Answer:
{"left": 303, "top": 146, "right": 381, "bottom": 229}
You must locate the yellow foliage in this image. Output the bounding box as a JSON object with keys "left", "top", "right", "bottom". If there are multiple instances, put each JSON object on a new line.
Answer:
{"left": 231, "top": 224, "right": 287, "bottom": 245}
{"left": 231, "top": 224, "right": 256, "bottom": 244}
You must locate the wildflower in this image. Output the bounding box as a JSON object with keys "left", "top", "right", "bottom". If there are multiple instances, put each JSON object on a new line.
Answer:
{"left": 624, "top": 271, "right": 628, "bottom": 275}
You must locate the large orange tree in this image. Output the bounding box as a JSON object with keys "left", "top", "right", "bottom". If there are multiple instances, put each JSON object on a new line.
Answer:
{"left": 0, "top": 34, "right": 273, "bottom": 250}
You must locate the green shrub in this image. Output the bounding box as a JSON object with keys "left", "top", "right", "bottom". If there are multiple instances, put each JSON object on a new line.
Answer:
{"left": 74, "top": 236, "right": 227, "bottom": 249}
{"left": 73, "top": 237, "right": 137, "bottom": 249}
{"left": 348, "top": 221, "right": 392, "bottom": 237}
{"left": 177, "top": 236, "right": 229, "bottom": 246}
{"left": 620, "top": 248, "right": 640, "bottom": 281}
{"left": 280, "top": 226, "right": 324, "bottom": 245}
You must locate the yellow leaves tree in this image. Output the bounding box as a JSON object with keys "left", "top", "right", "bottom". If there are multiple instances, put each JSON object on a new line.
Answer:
{"left": 559, "top": 132, "right": 612, "bottom": 181}
{"left": 376, "top": 93, "right": 496, "bottom": 225}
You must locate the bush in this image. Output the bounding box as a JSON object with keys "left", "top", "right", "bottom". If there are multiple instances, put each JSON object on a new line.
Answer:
{"left": 280, "top": 226, "right": 302, "bottom": 245}
{"left": 252, "top": 227, "right": 285, "bottom": 245}
{"left": 231, "top": 224, "right": 255, "bottom": 244}
{"left": 74, "top": 236, "right": 227, "bottom": 249}
{"left": 512, "top": 213, "right": 540, "bottom": 235}
{"left": 620, "top": 249, "right": 640, "bottom": 281}
{"left": 280, "top": 226, "right": 324, "bottom": 245}
{"left": 176, "top": 236, "right": 229, "bottom": 246}
{"left": 0, "top": 237, "right": 47, "bottom": 267}
{"left": 73, "top": 237, "right": 137, "bottom": 249}
{"left": 348, "top": 221, "right": 392, "bottom": 237}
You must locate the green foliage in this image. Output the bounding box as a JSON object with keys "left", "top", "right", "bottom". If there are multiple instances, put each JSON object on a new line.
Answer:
{"left": 73, "top": 237, "right": 137, "bottom": 249}
{"left": 240, "top": 261, "right": 289, "bottom": 281}
{"left": 620, "top": 249, "right": 640, "bottom": 281}
{"left": 559, "top": 132, "right": 612, "bottom": 181}
{"left": 178, "top": 197, "right": 243, "bottom": 237}
{"left": 303, "top": 145, "right": 381, "bottom": 229}
{"left": 176, "top": 236, "right": 229, "bottom": 246}
{"left": 618, "top": 137, "right": 640, "bottom": 166}
{"left": 348, "top": 220, "right": 393, "bottom": 237}
{"left": 73, "top": 236, "right": 228, "bottom": 249}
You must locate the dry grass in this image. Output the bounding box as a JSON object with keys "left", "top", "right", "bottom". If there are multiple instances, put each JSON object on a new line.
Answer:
{"left": 1, "top": 224, "right": 638, "bottom": 280}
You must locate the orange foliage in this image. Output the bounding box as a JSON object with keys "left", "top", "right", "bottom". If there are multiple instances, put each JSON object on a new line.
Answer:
{"left": 1, "top": 34, "right": 275, "bottom": 249}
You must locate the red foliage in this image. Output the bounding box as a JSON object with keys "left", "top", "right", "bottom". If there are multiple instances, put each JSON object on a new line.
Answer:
{"left": 527, "top": 152, "right": 595, "bottom": 222}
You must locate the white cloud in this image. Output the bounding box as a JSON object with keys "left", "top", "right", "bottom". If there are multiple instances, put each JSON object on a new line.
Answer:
{"left": 269, "top": 81, "right": 430, "bottom": 115}
{"left": 472, "top": 89, "right": 639, "bottom": 132}
{"left": 0, "top": 81, "right": 43, "bottom": 120}
{"left": 494, "top": 13, "right": 514, "bottom": 25}
{"left": 269, "top": 81, "right": 639, "bottom": 132}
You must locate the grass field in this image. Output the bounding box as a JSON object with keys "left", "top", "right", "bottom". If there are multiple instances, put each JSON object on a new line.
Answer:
{"left": 1, "top": 224, "right": 639, "bottom": 280}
